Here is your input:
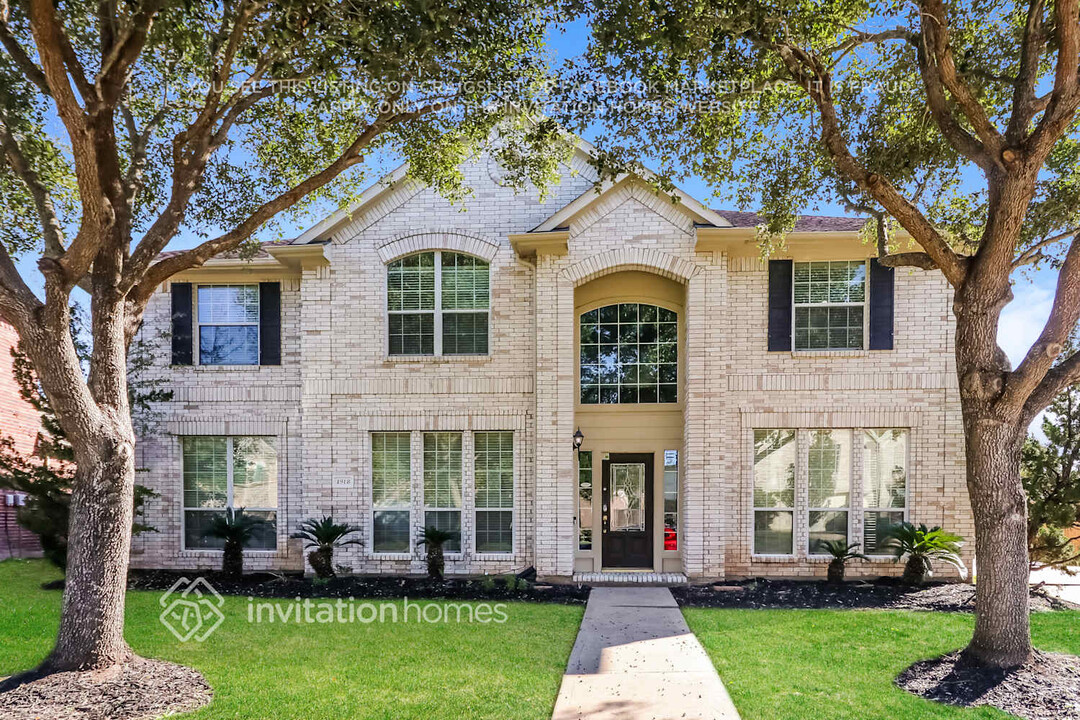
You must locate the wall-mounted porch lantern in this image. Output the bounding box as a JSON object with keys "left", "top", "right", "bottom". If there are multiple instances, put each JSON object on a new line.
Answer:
{"left": 573, "top": 428, "right": 584, "bottom": 452}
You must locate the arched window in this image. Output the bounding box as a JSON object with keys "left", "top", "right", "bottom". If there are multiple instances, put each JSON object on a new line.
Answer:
{"left": 386, "top": 251, "right": 490, "bottom": 356}
{"left": 579, "top": 303, "right": 678, "bottom": 404}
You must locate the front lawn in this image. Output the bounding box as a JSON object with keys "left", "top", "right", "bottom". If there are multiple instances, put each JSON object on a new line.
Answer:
{"left": 0, "top": 560, "right": 583, "bottom": 720}
{"left": 684, "top": 606, "right": 1080, "bottom": 720}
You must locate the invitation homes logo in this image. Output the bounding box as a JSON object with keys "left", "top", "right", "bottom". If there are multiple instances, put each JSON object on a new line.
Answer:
{"left": 159, "top": 576, "right": 226, "bottom": 642}
{"left": 158, "top": 575, "right": 510, "bottom": 642}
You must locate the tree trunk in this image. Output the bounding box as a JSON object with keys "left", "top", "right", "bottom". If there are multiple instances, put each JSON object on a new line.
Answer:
{"left": 45, "top": 430, "right": 136, "bottom": 671}
{"left": 902, "top": 555, "right": 931, "bottom": 585}
{"left": 427, "top": 544, "right": 444, "bottom": 581}
{"left": 308, "top": 547, "right": 335, "bottom": 578}
{"left": 222, "top": 539, "right": 244, "bottom": 578}
{"left": 962, "top": 416, "right": 1033, "bottom": 667}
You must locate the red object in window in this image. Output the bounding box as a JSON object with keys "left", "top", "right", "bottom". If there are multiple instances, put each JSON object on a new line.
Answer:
{"left": 664, "top": 527, "right": 677, "bottom": 551}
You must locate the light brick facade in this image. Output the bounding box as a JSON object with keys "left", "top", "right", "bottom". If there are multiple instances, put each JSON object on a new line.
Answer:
{"left": 131, "top": 152, "right": 972, "bottom": 581}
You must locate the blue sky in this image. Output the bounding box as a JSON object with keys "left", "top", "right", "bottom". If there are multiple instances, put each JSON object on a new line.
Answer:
{"left": 12, "top": 21, "right": 1058, "bottom": 374}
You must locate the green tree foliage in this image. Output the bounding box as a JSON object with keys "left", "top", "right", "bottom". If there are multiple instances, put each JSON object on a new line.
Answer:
{"left": 1022, "top": 386, "right": 1080, "bottom": 571}
{"left": 291, "top": 516, "right": 363, "bottom": 578}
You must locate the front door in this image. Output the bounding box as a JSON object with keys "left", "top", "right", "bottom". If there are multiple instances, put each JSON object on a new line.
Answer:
{"left": 601, "top": 453, "right": 653, "bottom": 568}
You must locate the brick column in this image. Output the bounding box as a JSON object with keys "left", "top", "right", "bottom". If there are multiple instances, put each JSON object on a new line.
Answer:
{"left": 534, "top": 258, "right": 575, "bottom": 577}
{"left": 682, "top": 270, "right": 709, "bottom": 578}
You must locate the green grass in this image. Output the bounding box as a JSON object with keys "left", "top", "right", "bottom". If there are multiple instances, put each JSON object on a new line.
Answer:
{"left": 0, "top": 560, "right": 582, "bottom": 720}
{"left": 684, "top": 605, "right": 1080, "bottom": 720}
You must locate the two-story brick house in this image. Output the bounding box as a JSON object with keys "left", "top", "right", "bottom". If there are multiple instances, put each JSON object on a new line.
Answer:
{"left": 131, "top": 146, "right": 972, "bottom": 582}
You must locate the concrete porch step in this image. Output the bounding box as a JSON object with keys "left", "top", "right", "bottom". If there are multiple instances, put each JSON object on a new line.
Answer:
{"left": 573, "top": 571, "right": 688, "bottom": 585}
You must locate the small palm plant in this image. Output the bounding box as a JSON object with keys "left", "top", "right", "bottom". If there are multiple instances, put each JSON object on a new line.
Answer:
{"left": 819, "top": 539, "right": 867, "bottom": 583}
{"left": 884, "top": 522, "right": 968, "bottom": 585}
{"left": 203, "top": 508, "right": 267, "bottom": 578}
{"left": 419, "top": 526, "right": 458, "bottom": 581}
{"left": 291, "top": 516, "right": 363, "bottom": 578}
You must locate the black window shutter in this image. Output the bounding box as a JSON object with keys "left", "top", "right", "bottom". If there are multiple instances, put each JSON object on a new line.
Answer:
{"left": 869, "top": 258, "right": 895, "bottom": 350}
{"left": 767, "top": 260, "right": 793, "bottom": 351}
{"left": 170, "top": 283, "right": 193, "bottom": 365}
{"left": 259, "top": 282, "right": 281, "bottom": 365}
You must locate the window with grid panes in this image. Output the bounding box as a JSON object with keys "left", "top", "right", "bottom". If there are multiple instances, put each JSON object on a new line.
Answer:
{"left": 752, "top": 429, "right": 795, "bottom": 554}
{"left": 182, "top": 436, "right": 277, "bottom": 550}
{"left": 423, "top": 432, "right": 462, "bottom": 552}
{"left": 371, "top": 432, "right": 412, "bottom": 553}
{"left": 197, "top": 285, "right": 260, "bottom": 365}
{"left": 862, "top": 429, "right": 908, "bottom": 554}
{"left": 578, "top": 452, "right": 593, "bottom": 550}
{"left": 807, "top": 429, "right": 852, "bottom": 553}
{"left": 579, "top": 303, "right": 678, "bottom": 404}
{"left": 474, "top": 432, "right": 513, "bottom": 553}
{"left": 793, "top": 261, "right": 866, "bottom": 350}
{"left": 387, "top": 252, "right": 489, "bottom": 356}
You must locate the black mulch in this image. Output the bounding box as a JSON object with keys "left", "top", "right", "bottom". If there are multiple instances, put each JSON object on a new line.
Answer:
{"left": 125, "top": 569, "right": 592, "bottom": 604}
{"left": 896, "top": 650, "right": 1080, "bottom": 720}
{"left": 672, "top": 578, "right": 1078, "bottom": 613}
{"left": 0, "top": 657, "right": 212, "bottom": 720}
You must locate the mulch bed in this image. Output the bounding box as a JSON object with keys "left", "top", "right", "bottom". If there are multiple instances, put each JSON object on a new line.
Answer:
{"left": 896, "top": 650, "right": 1080, "bottom": 720}
{"left": 672, "top": 578, "right": 1078, "bottom": 612}
{"left": 0, "top": 657, "right": 211, "bottom": 720}
{"left": 125, "top": 568, "right": 592, "bottom": 604}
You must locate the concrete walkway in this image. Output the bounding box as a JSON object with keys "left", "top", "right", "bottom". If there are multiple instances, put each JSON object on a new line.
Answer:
{"left": 552, "top": 587, "right": 741, "bottom": 720}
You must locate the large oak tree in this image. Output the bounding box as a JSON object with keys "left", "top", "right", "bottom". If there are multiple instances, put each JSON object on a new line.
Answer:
{"left": 565, "top": 0, "right": 1080, "bottom": 667}
{"left": 0, "top": 0, "right": 562, "bottom": 673}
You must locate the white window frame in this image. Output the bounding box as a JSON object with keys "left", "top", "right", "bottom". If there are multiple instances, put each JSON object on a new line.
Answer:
{"left": 860, "top": 428, "right": 911, "bottom": 557}
{"left": 472, "top": 431, "right": 515, "bottom": 557}
{"left": 385, "top": 250, "right": 491, "bottom": 357}
{"left": 422, "top": 431, "right": 464, "bottom": 555}
{"left": 751, "top": 428, "right": 797, "bottom": 558}
{"left": 806, "top": 429, "right": 853, "bottom": 557}
{"left": 180, "top": 435, "right": 278, "bottom": 553}
{"left": 194, "top": 284, "right": 260, "bottom": 366}
{"left": 370, "top": 431, "right": 413, "bottom": 556}
{"left": 791, "top": 260, "right": 869, "bottom": 352}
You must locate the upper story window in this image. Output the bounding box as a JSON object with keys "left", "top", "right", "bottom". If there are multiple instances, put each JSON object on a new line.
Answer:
{"left": 197, "top": 285, "right": 260, "bottom": 365}
{"left": 386, "top": 251, "right": 490, "bottom": 356}
{"left": 579, "top": 303, "right": 678, "bottom": 404}
{"left": 793, "top": 261, "right": 866, "bottom": 351}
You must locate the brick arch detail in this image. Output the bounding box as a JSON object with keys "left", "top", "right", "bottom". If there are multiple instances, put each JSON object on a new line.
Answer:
{"left": 376, "top": 228, "right": 500, "bottom": 264}
{"left": 560, "top": 248, "right": 701, "bottom": 286}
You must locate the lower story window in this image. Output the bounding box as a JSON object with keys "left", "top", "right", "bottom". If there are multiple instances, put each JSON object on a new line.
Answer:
{"left": 372, "top": 432, "right": 412, "bottom": 553}
{"left": 863, "top": 429, "right": 908, "bottom": 554}
{"left": 182, "top": 436, "right": 277, "bottom": 550}
{"left": 807, "top": 429, "right": 852, "bottom": 554}
{"left": 752, "top": 429, "right": 796, "bottom": 554}
{"left": 663, "top": 450, "right": 678, "bottom": 551}
{"left": 423, "top": 432, "right": 462, "bottom": 553}
{"left": 578, "top": 451, "right": 593, "bottom": 550}
{"left": 474, "top": 431, "right": 514, "bottom": 553}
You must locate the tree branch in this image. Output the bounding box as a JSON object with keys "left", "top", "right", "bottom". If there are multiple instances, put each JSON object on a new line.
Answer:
{"left": 126, "top": 104, "right": 427, "bottom": 303}
{"left": 1026, "top": 0, "right": 1080, "bottom": 161}
{"left": 773, "top": 43, "right": 969, "bottom": 286}
{"left": 1016, "top": 239, "right": 1080, "bottom": 418}
{"left": 1006, "top": 0, "right": 1048, "bottom": 142}
{"left": 0, "top": 114, "right": 66, "bottom": 257}
{"left": 918, "top": 0, "right": 1006, "bottom": 161}
{"left": 0, "top": 1, "right": 49, "bottom": 94}
{"left": 1013, "top": 227, "right": 1080, "bottom": 268}
{"left": 96, "top": 0, "right": 164, "bottom": 105}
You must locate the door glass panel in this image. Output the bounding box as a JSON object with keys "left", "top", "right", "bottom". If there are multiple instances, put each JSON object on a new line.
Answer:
{"left": 610, "top": 463, "right": 646, "bottom": 532}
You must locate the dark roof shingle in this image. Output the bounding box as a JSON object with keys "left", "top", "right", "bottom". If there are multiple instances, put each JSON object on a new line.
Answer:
{"left": 714, "top": 209, "right": 867, "bottom": 233}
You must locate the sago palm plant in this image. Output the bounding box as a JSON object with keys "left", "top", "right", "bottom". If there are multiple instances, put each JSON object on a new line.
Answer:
{"left": 819, "top": 539, "right": 867, "bottom": 583}
{"left": 203, "top": 508, "right": 267, "bottom": 578}
{"left": 291, "top": 516, "right": 363, "bottom": 578}
{"left": 419, "top": 526, "right": 458, "bottom": 581}
{"left": 884, "top": 522, "right": 968, "bottom": 585}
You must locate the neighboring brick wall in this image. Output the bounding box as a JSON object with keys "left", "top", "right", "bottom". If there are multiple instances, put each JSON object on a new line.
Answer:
{"left": 131, "top": 156, "right": 971, "bottom": 581}
{"left": 0, "top": 320, "right": 43, "bottom": 558}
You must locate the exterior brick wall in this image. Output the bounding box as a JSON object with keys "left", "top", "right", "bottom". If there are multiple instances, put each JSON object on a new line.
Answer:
{"left": 0, "top": 320, "right": 43, "bottom": 558}
{"left": 131, "top": 154, "right": 971, "bottom": 581}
